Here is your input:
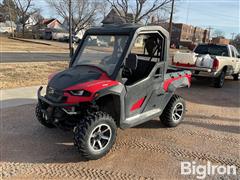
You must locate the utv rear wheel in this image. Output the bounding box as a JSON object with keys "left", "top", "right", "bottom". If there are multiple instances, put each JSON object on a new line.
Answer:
{"left": 160, "top": 95, "right": 185, "bottom": 127}
{"left": 232, "top": 73, "right": 239, "bottom": 81}
{"left": 35, "top": 102, "right": 55, "bottom": 128}
{"left": 214, "top": 71, "right": 225, "bottom": 88}
{"left": 73, "top": 111, "right": 117, "bottom": 160}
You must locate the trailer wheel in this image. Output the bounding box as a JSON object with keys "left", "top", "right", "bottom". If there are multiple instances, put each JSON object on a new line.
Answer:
{"left": 35, "top": 102, "right": 55, "bottom": 128}
{"left": 160, "top": 95, "right": 185, "bottom": 127}
{"left": 73, "top": 111, "right": 117, "bottom": 160}
{"left": 232, "top": 73, "right": 239, "bottom": 81}
{"left": 214, "top": 70, "right": 225, "bottom": 88}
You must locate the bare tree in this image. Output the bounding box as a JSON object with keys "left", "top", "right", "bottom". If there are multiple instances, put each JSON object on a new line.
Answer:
{"left": 46, "top": 0, "right": 99, "bottom": 33}
{"left": 0, "top": 0, "right": 19, "bottom": 22}
{"left": 106, "top": 0, "right": 173, "bottom": 23}
{"left": 13, "top": 0, "right": 36, "bottom": 37}
{"left": 230, "top": 34, "right": 240, "bottom": 51}
{"left": 213, "top": 29, "right": 225, "bottom": 38}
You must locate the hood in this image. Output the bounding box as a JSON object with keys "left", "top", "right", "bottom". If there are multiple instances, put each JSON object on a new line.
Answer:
{"left": 48, "top": 66, "right": 103, "bottom": 90}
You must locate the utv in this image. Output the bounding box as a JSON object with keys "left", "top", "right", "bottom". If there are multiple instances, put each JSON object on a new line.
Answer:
{"left": 36, "top": 25, "right": 191, "bottom": 160}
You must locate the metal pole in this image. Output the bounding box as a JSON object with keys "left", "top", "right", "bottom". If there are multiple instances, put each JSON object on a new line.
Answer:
{"left": 69, "top": 0, "right": 74, "bottom": 58}
{"left": 168, "top": 0, "right": 175, "bottom": 42}
{"left": 207, "top": 26, "right": 213, "bottom": 43}
{"left": 7, "top": 0, "right": 14, "bottom": 37}
{"left": 231, "top": 32, "right": 236, "bottom": 40}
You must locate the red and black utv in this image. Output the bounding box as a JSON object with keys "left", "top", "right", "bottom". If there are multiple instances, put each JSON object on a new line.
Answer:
{"left": 36, "top": 25, "right": 191, "bottom": 160}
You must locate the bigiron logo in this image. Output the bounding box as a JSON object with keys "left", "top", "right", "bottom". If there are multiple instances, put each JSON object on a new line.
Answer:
{"left": 180, "top": 161, "right": 237, "bottom": 179}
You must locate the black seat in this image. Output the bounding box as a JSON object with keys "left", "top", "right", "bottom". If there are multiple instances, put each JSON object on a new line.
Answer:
{"left": 122, "top": 54, "right": 138, "bottom": 80}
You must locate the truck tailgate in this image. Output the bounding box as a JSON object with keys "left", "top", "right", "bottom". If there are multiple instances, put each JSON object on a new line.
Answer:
{"left": 173, "top": 52, "right": 197, "bottom": 65}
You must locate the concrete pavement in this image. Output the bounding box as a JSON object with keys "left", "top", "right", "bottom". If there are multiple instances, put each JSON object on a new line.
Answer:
{"left": 0, "top": 86, "right": 46, "bottom": 109}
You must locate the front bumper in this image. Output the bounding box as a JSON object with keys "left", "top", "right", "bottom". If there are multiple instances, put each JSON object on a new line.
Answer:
{"left": 38, "top": 86, "right": 79, "bottom": 107}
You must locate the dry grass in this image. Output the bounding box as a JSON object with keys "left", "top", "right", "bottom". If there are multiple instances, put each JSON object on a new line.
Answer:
{"left": 0, "top": 61, "right": 68, "bottom": 89}
{"left": 0, "top": 36, "right": 68, "bottom": 52}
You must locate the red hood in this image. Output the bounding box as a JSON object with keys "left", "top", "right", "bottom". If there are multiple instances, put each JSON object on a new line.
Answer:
{"left": 63, "top": 73, "right": 120, "bottom": 104}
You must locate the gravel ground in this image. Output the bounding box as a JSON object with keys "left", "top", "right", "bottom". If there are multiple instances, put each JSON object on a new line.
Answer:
{"left": 0, "top": 78, "right": 239, "bottom": 179}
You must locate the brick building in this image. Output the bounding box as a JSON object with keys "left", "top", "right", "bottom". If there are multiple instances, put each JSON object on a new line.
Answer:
{"left": 160, "top": 22, "right": 209, "bottom": 47}
{"left": 212, "top": 37, "right": 230, "bottom": 45}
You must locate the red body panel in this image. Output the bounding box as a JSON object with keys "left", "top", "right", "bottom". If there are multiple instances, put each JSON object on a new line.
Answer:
{"left": 130, "top": 97, "right": 146, "bottom": 112}
{"left": 63, "top": 73, "right": 120, "bottom": 104}
{"left": 163, "top": 74, "right": 191, "bottom": 92}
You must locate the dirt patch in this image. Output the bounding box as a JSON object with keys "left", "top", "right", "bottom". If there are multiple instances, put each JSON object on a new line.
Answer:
{"left": 0, "top": 80, "right": 239, "bottom": 179}
{"left": 0, "top": 61, "right": 68, "bottom": 89}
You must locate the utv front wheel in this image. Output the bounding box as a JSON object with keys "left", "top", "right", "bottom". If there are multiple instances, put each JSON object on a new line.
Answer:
{"left": 160, "top": 95, "right": 185, "bottom": 127}
{"left": 35, "top": 102, "right": 55, "bottom": 128}
{"left": 73, "top": 111, "right": 117, "bottom": 160}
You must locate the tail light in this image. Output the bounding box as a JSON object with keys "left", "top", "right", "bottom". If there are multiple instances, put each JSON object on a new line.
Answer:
{"left": 212, "top": 58, "right": 219, "bottom": 71}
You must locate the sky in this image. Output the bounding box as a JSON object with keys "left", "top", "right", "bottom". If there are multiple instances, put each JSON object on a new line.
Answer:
{"left": 2, "top": 0, "right": 239, "bottom": 39}
{"left": 174, "top": 0, "right": 239, "bottom": 39}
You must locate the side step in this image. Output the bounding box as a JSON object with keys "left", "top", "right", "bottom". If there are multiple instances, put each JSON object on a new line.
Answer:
{"left": 121, "top": 108, "right": 162, "bottom": 128}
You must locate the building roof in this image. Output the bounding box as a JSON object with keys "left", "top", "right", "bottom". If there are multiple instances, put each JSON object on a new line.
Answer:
{"left": 42, "top": 19, "right": 61, "bottom": 25}
{"left": 102, "top": 8, "right": 126, "bottom": 25}
{"left": 102, "top": 8, "right": 134, "bottom": 25}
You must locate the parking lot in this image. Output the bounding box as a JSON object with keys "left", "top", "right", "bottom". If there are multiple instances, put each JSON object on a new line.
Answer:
{"left": 1, "top": 78, "right": 239, "bottom": 179}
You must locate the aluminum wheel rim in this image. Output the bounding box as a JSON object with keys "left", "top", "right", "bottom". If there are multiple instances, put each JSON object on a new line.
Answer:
{"left": 89, "top": 124, "right": 112, "bottom": 152}
{"left": 172, "top": 102, "right": 184, "bottom": 121}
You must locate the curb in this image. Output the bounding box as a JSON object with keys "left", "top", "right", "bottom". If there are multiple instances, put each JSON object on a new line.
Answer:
{"left": 0, "top": 85, "right": 46, "bottom": 109}
{"left": 9, "top": 37, "right": 52, "bottom": 46}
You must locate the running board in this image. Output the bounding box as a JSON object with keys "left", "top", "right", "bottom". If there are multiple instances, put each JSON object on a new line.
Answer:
{"left": 121, "top": 108, "right": 162, "bottom": 128}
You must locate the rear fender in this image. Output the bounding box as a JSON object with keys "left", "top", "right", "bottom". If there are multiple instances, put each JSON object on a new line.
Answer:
{"left": 163, "top": 74, "right": 191, "bottom": 92}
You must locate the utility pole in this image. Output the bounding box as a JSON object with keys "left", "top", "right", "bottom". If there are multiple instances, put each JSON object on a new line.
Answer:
{"left": 7, "top": 0, "right": 14, "bottom": 38}
{"left": 69, "top": 0, "right": 74, "bottom": 58}
{"left": 231, "top": 32, "right": 236, "bottom": 40}
{"left": 207, "top": 26, "right": 213, "bottom": 43}
{"left": 168, "top": 0, "right": 175, "bottom": 40}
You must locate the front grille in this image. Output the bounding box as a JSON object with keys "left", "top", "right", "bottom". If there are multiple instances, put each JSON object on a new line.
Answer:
{"left": 46, "top": 86, "right": 67, "bottom": 103}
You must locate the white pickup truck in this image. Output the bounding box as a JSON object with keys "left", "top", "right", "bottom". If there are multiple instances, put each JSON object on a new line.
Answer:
{"left": 171, "top": 44, "right": 240, "bottom": 88}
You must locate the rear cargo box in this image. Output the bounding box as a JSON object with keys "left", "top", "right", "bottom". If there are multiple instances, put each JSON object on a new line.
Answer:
{"left": 173, "top": 52, "right": 197, "bottom": 65}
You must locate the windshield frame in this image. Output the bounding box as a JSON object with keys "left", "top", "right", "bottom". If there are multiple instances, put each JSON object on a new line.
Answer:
{"left": 70, "top": 31, "right": 133, "bottom": 79}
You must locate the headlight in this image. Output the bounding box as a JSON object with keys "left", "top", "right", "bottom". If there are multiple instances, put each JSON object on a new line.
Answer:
{"left": 69, "top": 90, "right": 91, "bottom": 96}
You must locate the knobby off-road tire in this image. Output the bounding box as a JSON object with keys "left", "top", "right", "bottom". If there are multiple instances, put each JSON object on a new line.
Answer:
{"left": 160, "top": 95, "right": 185, "bottom": 127}
{"left": 214, "top": 70, "right": 225, "bottom": 88}
{"left": 232, "top": 73, "right": 239, "bottom": 81}
{"left": 35, "top": 102, "right": 55, "bottom": 128}
{"left": 73, "top": 111, "right": 117, "bottom": 160}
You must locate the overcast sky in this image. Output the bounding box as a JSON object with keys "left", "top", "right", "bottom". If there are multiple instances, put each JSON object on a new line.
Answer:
{"left": 2, "top": 0, "right": 239, "bottom": 38}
